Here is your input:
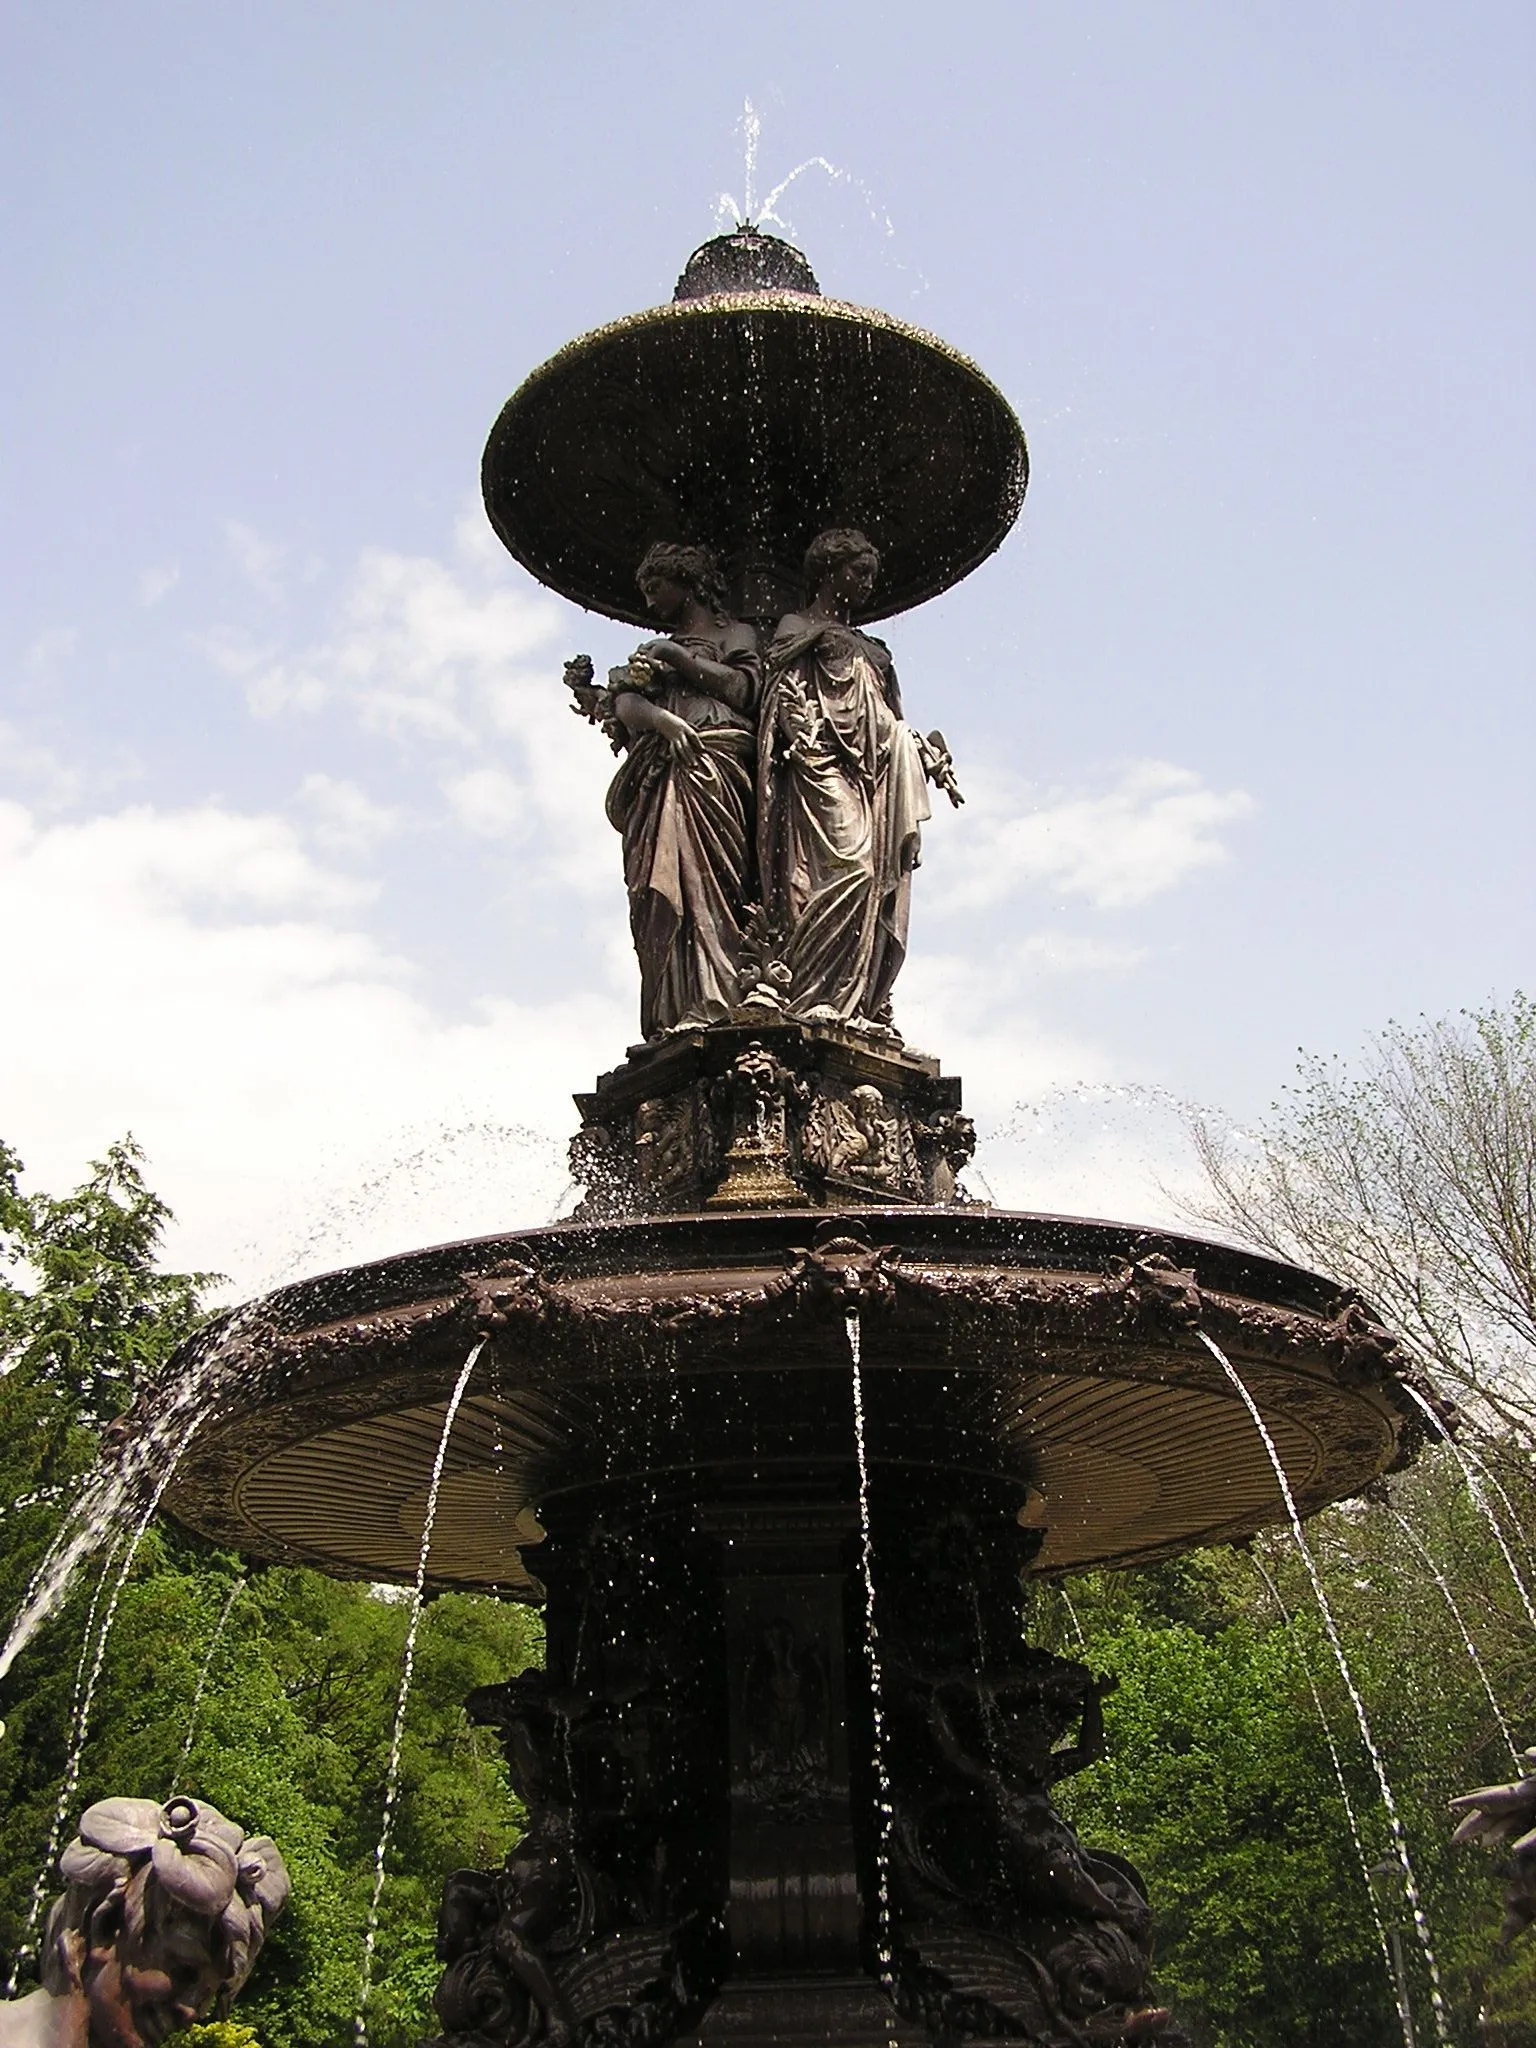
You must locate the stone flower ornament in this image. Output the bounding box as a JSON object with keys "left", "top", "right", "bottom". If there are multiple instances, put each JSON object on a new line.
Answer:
{"left": 0, "top": 1795, "right": 290, "bottom": 2048}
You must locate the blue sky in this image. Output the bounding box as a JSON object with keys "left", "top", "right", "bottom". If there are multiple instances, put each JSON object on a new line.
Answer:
{"left": 3, "top": 2, "right": 1532, "bottom": 1286}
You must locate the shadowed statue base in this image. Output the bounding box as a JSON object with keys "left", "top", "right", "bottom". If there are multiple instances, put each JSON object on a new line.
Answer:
{"left": 428, "top": 1474, "right": 1184, "bottom": 2048}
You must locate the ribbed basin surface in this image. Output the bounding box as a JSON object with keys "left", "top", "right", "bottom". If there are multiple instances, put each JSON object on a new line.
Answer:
{"left": 162, "top": 1208, "right": 1423, "bottom": 1596}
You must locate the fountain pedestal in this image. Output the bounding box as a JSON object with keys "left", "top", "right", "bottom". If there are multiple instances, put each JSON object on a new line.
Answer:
{"left": 705, "top": 1499, "right": 863, "bottom": 1981}
{"left": 686, "top": 1495, "right": 931, "bottom": 2048}
{"left": 689, "top": 1979, "right": 926, "bottom": 2048}
{"left": 428, "top": 1429, "right": 1204, "bottom": 2046}
{"left": 571, "top": 1021, "right": 973, "bottom": 1218}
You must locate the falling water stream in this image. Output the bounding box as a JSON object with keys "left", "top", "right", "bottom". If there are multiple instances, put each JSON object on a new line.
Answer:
{"left": 1057, "top": 1590, "right": 1130, "bottom": 1839}
{"left": 0, "top": 1310, "right": 253, "bottom": 1687}
{"left": 846, "top": 1309, "right": 897, "bottom": 2012}
{"left": 1404, "top": 1383, "right": 1536, "bottom": 1635}
{"left": 1249, "top": 1551, "right": 1413, "bottom": 2048}
{"left": 1459, "top": 1444, "right": 1536, "bottom": 1570}
{"left": 4, "top": 1536, "right": 121, "bottom": 1995}
{"left": 5, "top": 1431, "right": 206, "bottom": 1992}
{"left": 1060, "top": 1589, "right": 1088, "bottom": 1649}
{"left": 1198, "top": 1331, "right": 1453, "bottom": 2046}
{"left": 1387, "top": 1509, "right": 1520, "bottom": 1767}
{"left": 355, "top": 1339, "right": 485, "bottom": 2048}
{"left": 173, "top": 1574, "right": 248, "bottom": 1791}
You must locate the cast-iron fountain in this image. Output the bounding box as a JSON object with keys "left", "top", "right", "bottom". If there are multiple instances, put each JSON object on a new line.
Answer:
{"left": 149, "top": 226, "right": 1440, "bottom": 2048}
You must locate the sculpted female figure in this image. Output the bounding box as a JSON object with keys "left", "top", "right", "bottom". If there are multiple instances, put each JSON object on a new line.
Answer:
{"left": 758, "top": 529, "right": 961, "bottom": 1031}
{"left": 566, "top": 544, "right": 760, "bottom": 1040}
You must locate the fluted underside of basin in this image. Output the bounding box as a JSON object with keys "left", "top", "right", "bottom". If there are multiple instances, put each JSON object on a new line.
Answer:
{"left": 161, "top": 1209, "right": 1427, "bottom": 1596}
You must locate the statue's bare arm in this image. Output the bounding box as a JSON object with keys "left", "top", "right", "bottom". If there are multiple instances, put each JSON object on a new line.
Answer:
{"left": 1046, "top": 1676, "right": 1113, "bottom": 1783}
{"left": 613, "top": 690, "right": 703, "bottom": 762}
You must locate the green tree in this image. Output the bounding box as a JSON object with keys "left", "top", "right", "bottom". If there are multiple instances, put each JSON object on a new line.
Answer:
{"left": 1036, "top": 1467, "right": 1536, "bottom": 2044}
{"left": 0, "top": 1137, "right": 210, "bottom": 1625}
{"left": 1190, "top": 995, "right": 1536, "bottom": 1442}
{"left": 0, "top": 1140, "right": 538, "bottom": 2048}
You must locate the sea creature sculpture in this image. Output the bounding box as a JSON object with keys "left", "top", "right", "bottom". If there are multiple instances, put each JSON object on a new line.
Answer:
{"left": 1450, "top": 1746, "right": 1536, "bottom": 1947}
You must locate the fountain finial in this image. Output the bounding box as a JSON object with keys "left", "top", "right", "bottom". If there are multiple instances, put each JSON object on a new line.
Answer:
{"left": 673, "top": 227, "right": 820, "bottom": 300}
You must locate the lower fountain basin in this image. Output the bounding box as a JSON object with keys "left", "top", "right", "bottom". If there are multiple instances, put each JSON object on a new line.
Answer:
{"left": 160, "top": 1207, "right": 1429, "bottom": 1595}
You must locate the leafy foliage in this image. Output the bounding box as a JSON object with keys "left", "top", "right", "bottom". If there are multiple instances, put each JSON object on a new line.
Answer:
{"left": 0, "top": 1140, "right": 536, "bottom": 2048}
{"left": 1036, "top": 1469, "right": 1536, "bottom": 2043}
{"left": 1190, "top": 995, "right": 1536, "bottom": 1440}
{"left": 1166, "top": 996, "right": 1536, "bottom": 2037}
{"left": 0, "top": 1136, "right": 210, "bottom": 1425}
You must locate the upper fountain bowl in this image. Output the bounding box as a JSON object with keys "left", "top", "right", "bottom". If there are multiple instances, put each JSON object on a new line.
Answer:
{"left": 481, "top": 229, "right": 1028, "bottom": 626}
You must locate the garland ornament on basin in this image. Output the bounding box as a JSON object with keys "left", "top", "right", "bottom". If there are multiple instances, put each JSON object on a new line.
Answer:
{"left": 0, "top": 1797, "right": 289, "bottom": 2048}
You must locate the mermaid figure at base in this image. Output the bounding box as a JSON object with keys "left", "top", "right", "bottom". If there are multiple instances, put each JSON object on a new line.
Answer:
{"left": 565, "top": 544, "right": 760, "bottom": 1042}
{"left": 758, "top": 529, "right": 961, "bottom": 1034}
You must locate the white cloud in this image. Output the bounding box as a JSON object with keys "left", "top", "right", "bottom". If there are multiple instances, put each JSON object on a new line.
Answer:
{"left": 295, "top": 772, "right": 398, "bottom": 853}
{"left": 893, "top": 949, "right": 1220, "bottom": 1226}
{"left": 929, "top": 759, "right": 1253, "bottom": 913}
{"left": 24, "top": 627, "right": 79, "bottom": 674}
{"left": 898, "top": 947, "right": 1124, "bottom": 1129}
{"left": 138, "top": 564, "right": 180, "bottom": 607}
{"left": 246, "top": 541, "right": 561, "bottom": 743}
{"left": 9, "top": 802, "right": 371, "bottom": 916}
{"left": 892, "top": 785, "right": 1242, "bottom": 1217}
{"left": 245, "top": 659, "right": 329, "bottom": 716}
{"left": 971, "top": 1083, "right": 1213, "bottom": 1236}
{"left": 224, "top": 519, "right": 286, "bottom": 595}
{"left": 0, "top": 797, "right": 627, "bottom": 1294}
{"left": 239, "top": 523, "right": 619, "bottom": 896}
{"left": 0, "top": 721, "right": 88, "bottom": 810}
{"left": 443, "top": 765, "right": 529, "bottom": 840}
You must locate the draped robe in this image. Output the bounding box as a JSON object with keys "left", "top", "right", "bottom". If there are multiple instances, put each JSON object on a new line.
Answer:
{"left": 758, "top": 618, "right": 931, "bottom": 1025}
{"left": 605, "top": 622, "right": 759, "bottom": 1039}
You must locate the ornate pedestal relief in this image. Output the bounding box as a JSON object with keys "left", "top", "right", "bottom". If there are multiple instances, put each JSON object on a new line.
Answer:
{"left": 571, "top": 1023, "right": 975, "bottom": 1219}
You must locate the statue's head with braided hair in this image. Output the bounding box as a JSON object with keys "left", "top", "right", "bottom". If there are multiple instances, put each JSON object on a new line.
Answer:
{"left": 1, "top": 1795, "right": 289, "bottom": 2048}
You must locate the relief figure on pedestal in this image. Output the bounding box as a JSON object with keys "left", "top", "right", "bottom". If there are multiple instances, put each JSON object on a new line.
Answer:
{"left": 741, "top": 1619, "right": 831, "bottom": 1818}
{"left": 758, "top": 529, "right": 962, "bottom": 1032}
{"left": 801, "top": 1082, "right": 902, "bottom": 1190}
{"left": 920, "top": 1657, "right": 1149, "bottom": 1934}
{"left": 565, "top": 544, "right": 760, "bottom": 1041}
